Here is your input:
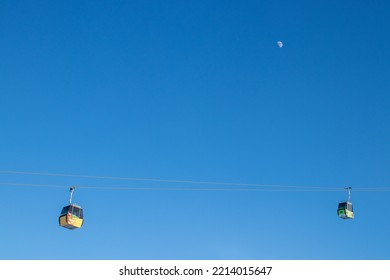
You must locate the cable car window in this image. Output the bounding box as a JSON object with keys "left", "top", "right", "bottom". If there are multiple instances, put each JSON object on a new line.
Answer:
{"left": 72, "top": 207, "right": 80, "bottom": 217}
{"left": 79, "top": 209, "right": 83, "bottom": 219}
{"left": 61, "top": 206, "right": 70, "bottom": 215}
{"left": 338, "top": 203, "right": 346, "bottom": 208}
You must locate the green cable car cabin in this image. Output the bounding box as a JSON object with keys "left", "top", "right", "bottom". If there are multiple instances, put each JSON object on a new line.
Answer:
{"left": 59, "top": 204, "right": 84, "bottom": 229}
{"left": 337, "top": 187, "right": 354, "bottom": 219}
{"left": 59, "top": 187, "right": 84, "bottom": 229}
{"left": 337, "top": 201, "right": 354, "bottom": 219}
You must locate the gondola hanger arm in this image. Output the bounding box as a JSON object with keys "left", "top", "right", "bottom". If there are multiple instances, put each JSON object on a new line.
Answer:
{"left": 345, "top": 186, "right": 352, "bottom": 201}
{"left": 69, "top": 186, "right": 76, "bottom": 204}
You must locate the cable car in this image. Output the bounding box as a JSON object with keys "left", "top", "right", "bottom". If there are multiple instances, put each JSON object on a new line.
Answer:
{"left": 337, "top": 187, "right": 354, "bottom": 219}
{"left": 59, "top": 187, "right": 84, "bottom": 229}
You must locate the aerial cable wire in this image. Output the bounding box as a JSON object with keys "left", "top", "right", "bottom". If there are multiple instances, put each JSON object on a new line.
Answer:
{"left": 0, "top": 170, "right": 347, "bottom": 190}
{"left": 1, "top": 182, "right": 390, "bottom": 192}
{"left": 0, "top": 182, "right": 353, "bottom": 191}
{"left": 1, "top": 170, "right": 389, "bottom": 191}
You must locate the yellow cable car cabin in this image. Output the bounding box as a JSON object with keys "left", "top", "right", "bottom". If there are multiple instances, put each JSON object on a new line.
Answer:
{"left": 337, "top": 201, "right": 354, "bottom": 219}
{"left": 59, "top": 204, "right": 84, "bottom": 229}
{"left": 59, "top": 187, "right": 84, "bottom": 229}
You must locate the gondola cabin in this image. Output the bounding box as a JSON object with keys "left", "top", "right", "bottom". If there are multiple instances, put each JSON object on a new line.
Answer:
{"left": 337, "top": 201, "right": 354, "bottom": 219}
{"left": 59, "top": 204, "right": 84, "bottom": 229}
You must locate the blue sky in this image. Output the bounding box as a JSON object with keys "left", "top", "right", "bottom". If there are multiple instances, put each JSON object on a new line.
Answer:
{"left": 0, "top": 0, "right": 389, "bottom": 259}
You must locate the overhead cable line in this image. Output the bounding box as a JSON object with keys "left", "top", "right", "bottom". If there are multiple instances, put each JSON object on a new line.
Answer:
{"left": 1, "top": 182, "right": 390, "bottom": 192}
{"left": 1, "top": 170, "right": 389, "bottom": 191}
{"left": 0, "top": 170, "right": 346, "bottom": 190}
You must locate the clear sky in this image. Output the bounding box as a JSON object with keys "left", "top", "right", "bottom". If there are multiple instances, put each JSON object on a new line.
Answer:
{"left": 0, "top": 0, "right": 389, "bottom": 260}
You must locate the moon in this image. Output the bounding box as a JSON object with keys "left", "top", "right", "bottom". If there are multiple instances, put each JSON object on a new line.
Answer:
{"left": 277, "top": 41, "right": 283, "bottom": 48}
